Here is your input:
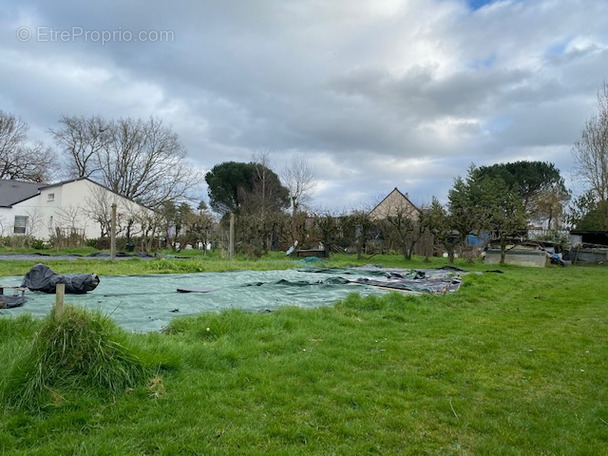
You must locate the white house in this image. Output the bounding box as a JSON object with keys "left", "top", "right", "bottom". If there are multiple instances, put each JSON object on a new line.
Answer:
{"left": 0, "top": 178, "right": 157, "bottom": 241}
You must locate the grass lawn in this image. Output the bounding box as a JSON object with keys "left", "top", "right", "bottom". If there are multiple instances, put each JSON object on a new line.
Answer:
{"left": 0, "top": 253, "right": 606, "bottom": 455}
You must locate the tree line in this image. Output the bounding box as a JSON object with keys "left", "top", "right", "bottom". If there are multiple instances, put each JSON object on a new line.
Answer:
{"left": 1, "top": 80, "right": 607, "bottom": 259}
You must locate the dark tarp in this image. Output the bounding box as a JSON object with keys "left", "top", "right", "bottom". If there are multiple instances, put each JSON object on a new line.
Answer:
{"left": 0, "top": 295, "right": 26, "bottom": 308}
{"left": 245, "top": 266, "right": 464, "bottom": 294}
{"left": 21, "top": 264, "right": 100, "bottom": 294}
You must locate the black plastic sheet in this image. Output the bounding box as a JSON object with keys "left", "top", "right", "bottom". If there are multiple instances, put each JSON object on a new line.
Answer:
{"left": 21, "top": 264, "right": 100, "bottom": 294}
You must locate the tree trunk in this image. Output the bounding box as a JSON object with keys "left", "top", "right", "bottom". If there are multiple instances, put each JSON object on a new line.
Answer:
{"left": 447, "top": 248, "right": 455, "bottom": 264}
{"left": 500, "top": 236, "right": 507, "bottom": 264}
{"left": 291, "top": 196, "right": 297, "bottom": 244}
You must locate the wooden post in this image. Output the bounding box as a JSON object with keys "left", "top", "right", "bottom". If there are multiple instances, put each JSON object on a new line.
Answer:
{"left": 110, "top": 202, "right": 117, "bottom": 262}
{"left": 229, "top": 212, "right": 235, "bottom": 261}
{"left": 55, "top": 283, "right": 65, "bottom": 318}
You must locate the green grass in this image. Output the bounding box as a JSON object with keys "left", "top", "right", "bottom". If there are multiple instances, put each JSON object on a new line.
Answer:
{"left": 0, "top": 250, "right": 453, "bottom": 277}
{"left": 1, "top": 306, "right": 152, "bottom": 412}
{"left": 0, "top": 254, "right": 607, "bottom": 454}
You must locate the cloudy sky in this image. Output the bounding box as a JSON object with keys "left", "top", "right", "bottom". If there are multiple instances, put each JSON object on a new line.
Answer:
{"left": 1, "top": 0, "right": 607, "bottom": 211}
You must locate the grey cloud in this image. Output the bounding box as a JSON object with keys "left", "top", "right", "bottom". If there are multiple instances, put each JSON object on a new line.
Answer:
{"left": 1, "top": 0, "right": 607, "bottom": 210}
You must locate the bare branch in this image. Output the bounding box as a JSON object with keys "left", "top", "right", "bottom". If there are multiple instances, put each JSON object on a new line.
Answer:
{"left": 50, "top": 115, "right": 109, "bottom": 179}
{"left": 0, "top": 110, "right": 56, "bottom": 182}
{"left": 282, "top": 153, "right": 316, "bottom": 212}
{"left": 55, "top": 115, "right": 204, "bottom": 208}
{"left": 572, "top": 81, "right": 608, "bottom": 201}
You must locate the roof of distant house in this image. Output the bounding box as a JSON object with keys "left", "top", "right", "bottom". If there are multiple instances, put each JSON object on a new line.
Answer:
{"left": 1, "top": 177, "right": 156, "bottom": 211}
{"left": 0, "top": 179, "right": 43, "bottom": 207}
{"left": 369, "top": 187, "right": 420, "bottom": 220}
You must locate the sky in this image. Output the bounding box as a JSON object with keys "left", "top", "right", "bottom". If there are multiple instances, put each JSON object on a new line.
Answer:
{"left": 1, "top": 0, "right": 607, "bottom": 212}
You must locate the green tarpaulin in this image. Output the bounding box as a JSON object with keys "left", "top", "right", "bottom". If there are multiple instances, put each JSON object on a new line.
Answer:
{"left": 0, "top": 266, "right": 464, "bottom": 333}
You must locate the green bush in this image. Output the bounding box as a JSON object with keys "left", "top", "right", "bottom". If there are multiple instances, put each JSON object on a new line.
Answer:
{"left": 1, "top": 306, "right": 151, "bottom": 411}
{"left": 93, "top": 236, "right": 137, "bottom": 252}
{"left": 31, "top": 238, "right": 48, "bottom": 250}
{"left": 94, "top": 236, "right": 111, "bottom": 250}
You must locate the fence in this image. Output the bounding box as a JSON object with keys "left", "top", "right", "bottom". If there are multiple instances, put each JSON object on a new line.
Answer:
{"left": 54, "top": 227, "right": 87, "bottom": 248}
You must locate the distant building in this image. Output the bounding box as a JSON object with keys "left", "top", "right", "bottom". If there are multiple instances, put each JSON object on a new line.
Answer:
{"left": 368, "top": 187, "right": 432, "bottom": 257}
{"left": 369, "top": 187, "right": 421, "bottom": 221}
{"left": 0, "top": 178, "right": 156, "bottom": 241}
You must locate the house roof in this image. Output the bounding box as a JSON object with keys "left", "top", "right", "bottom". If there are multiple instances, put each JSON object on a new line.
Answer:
{"left": 0, "top": 179, "right": 43, "bottom": 207}
{"left": 369, "top": 187, "right": 420, "bottom": 220}
{"left": 38, "top": 177, "right": 87, "bottom": 190}
{"left": 1, "top": 177, "right": 155, "bottom": 212}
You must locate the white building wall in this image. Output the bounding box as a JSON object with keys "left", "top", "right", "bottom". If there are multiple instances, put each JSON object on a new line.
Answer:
{"left": 7, "top": 179, "right": 157, "bottom": 241}
{"left": 41, "top": 180, "right": 96, "bottom": 239}
{"left": 0, "top": 207, "right": 14, "bottom": 236}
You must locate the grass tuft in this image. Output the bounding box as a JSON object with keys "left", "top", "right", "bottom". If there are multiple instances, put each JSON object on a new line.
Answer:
{"left": 1, "top": 305, "right": 151, "bottom": 411}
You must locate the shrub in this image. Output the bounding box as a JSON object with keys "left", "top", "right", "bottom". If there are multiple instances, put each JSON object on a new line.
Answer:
{"left": 94, "top": 236, "right": 131, "bottom": 251}
{"left": 31, "top": 238, "right": 48, "bottom": 250}
{"left": 8, "top": 235, "right": 35, "bottom": 248}
{"left": 94, "top": 237, "right": 111, "bottom": 250}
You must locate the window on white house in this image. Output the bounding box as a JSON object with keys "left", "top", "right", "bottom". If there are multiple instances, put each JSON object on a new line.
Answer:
{"left": 47, "top": 193, "right": 55, "bottom": 202}
{"left": 14, "top": 216, "right": 28, "bottom": 234}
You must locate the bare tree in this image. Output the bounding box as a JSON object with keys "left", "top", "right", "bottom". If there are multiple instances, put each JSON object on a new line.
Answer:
{"left": 131, "top": 206, "right": 165, "bottom": 253}
{"left": 528, "top": 183, "right": 570, "bottom": 229}
{"left": 101, "top": 117, "right": 204, "bottom": 208}
{"left": 50, "top": 115, "right": 109, "bottom": 178}
{"left": 368, "top": 189, "right": 426, "bottom": 260}
{"left": 52, "top": 205, "right": 88, "bottom": 247}
{"left": 282, "top": 153, "right": 316, "bottom": 212}
{"left": 0, "top": 110, "right": 57, "bottom": 182}
{"left": 311, "top": 209, "right": 343, "bottom": 256}
{"left": 24, "top": 208, "right": 42, "bottom": 238}
{"left": 282, "top": 153, "right": 316, "bottom": 243}
{"left": 178, "top": 201, "right": 215, "bottom": 253}
{"left": 234, "top": 152, "right": 289, "bottom": 254}
{"left": 344, "top": 209, "right": 375, "bottom": 259}
{"left": 0, "top": 110, "right": 26, "bottom": 157}
{"left": 86, "top": 188, "right": 115, "bottom": 238}
{"left": 52, "top": 115, "right": 204, "bottom": 208}
{"left": 85, "top": 188, "right": 142, "bottom": 239}
{"left": 56, "top": 205, "right": 81, "bottom": 227}
{"left": 572, "top": 81, "right": 608, "bottom": 202}
{"left": 248, "top": 152, "right": 273, "bottom": 229}
{"left": 6, "top": 142, "right": 56, "bottom": 183}
{"left": 381, "top": 208, "right": 423, "bottom": 261}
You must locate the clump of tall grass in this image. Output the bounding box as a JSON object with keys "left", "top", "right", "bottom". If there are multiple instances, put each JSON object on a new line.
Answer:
{"left": 1, "top": 305, "right": 150, "bottom": 411}
{"left": 0, "top": 313, "right": 40, "bottom": 339}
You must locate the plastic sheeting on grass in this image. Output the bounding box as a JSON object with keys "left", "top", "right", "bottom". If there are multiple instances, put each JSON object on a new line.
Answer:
{"left": 0, "top": 266, "right": 465, "bottom": 333}
{"left": 22, "top": 264, "right": 100, "bottom": 294}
